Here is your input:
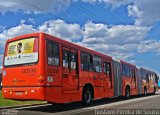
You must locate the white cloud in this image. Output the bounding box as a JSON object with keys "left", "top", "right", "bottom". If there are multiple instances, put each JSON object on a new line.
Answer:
{"left": 20, "top": 19, "right": 26, "bottom": 24}
{"left": 82, "top": 22, "right": 150, "bottom": 45}
{"left": 79, "top": 0, "right": 160, "bottom": 26}
{"left": 79, "top": 0, "right": 160, "bottom": 27}
{"left": 38, "top": 19, "right": 83, "bottom": 41}
{"left": 75, "top": 22, "right": 151, "bottom": 61}
{"left": 0, "top": 44, "right": 5, "bottom": 68}
{"left": 102, "top": 0, "right": 133, "bottom": 8}
{"left": 0, "top": 24, "right": 36, "bottom": 39}
{"left": 0, "top": 38, "right": 6, "bottom": 54}
{"left": 128, "top": 4, "right": 142, "bottom": 18}
{"left": 138, "top": 40, "right": 160, "bottom": 53}
{"left": 0, "top": 0, "right": 134, "bottom": 15}
{"left": 80, "top": 0, "right": 133, "bottom": 8}
{"left": 0, "top": 19, "right": 159, "bottom": 62}
{"left": 128, "top": 0, "right": 160, "bottom": 26}
{"left": 0, "top": 19, "right": 83, "bottom": 42}
{"left": 28, "top": 18, "right": 35, "bottom": 24}
{"left": 1, "top": 0, "right": 160, "bottom": 27}
{"left": 0, "top": 0, "right": 71, "bottom": 14}
{"left": 0, "top": 26, "right": 6, "bottom": 33}
{"left": 1, "top": 0, "right": 159, "bottom": 28}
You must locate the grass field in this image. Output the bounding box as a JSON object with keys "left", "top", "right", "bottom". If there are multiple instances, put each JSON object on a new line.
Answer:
{"left": 0, "top": 91, "right": 46, "bottom": 107}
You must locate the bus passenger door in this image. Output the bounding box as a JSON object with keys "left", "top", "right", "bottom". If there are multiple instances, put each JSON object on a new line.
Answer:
{"left": 103, "top": 61, "right": 112, "bottom": 90}
{"left": 62, "top": 47, "right": 79, "bottom": 91}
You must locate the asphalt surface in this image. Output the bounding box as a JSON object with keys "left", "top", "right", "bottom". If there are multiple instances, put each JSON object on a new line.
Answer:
{"left": 1, "top": 91, "right": 160, "bottom": 115}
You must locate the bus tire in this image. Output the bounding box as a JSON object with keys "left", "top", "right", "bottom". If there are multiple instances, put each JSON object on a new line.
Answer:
{"left": 82, "top": 87, "right": 93, "bottom": 105}
{"left": 144, "top": 87, "right": 147, "bottom": 96}
{"left": 125, "top": 87, "right": 130, "bottom": 99}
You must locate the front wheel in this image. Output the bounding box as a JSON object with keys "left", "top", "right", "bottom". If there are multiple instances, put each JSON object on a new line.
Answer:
{"left": 82, "top": 87, "right": 92, "bottom": 105}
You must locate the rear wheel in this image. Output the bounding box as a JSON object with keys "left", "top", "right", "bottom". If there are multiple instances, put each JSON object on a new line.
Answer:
{"left": 82, "top": 87, "right": 92, "bottom": 105}
{"left": 125, "top": 87, "right": 130, "bottom": 99}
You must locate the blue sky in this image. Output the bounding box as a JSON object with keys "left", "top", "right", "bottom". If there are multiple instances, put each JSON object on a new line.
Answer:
{"left": 0, "top": 0, "right": 160, "bottom": 74}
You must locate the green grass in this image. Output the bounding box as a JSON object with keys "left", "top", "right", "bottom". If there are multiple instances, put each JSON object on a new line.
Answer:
{"left": 0, "top": 91, "right": 46, "bottom": 107}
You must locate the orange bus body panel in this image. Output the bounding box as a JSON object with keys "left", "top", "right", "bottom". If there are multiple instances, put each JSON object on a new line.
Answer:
{"left": 2, "top": 33, "right": 46, "bottom": 100}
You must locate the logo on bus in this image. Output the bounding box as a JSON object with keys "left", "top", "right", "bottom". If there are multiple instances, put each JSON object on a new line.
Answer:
{"left": 13, "top": 78, "right": 25, "bottom": 84}
{"left": 22, "top": 68, "right": 36, "bottom": 73}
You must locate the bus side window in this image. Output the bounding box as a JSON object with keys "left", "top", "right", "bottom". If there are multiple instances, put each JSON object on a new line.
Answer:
{"left": 103, "top": 63, "right": 106, "bottom": 74}
{"left": 81, "top": 52, "right": 93, "bottom": 71}
{"left": 89, "top": 55, "right": 93, "bottom": 71}
{"left": 132, "top": 69, "right": 136, "bottom": 82}
{"left": 93, "top": 56, "right": 102, "bottom": 73}
{"left": 146, "top": 73, "right": 149, "bottom": 82}
{"left": 122, "top": 64, "right": 126, "bottom": 76}
{"left": 47, "top": 42, "right": 59, "bottom": 66}
{"left": 155, "top": 74, "right": 158, "bottom": 83}
{"left": 152, "top": 73, "right": 155, "bottom": 82}
{"left": 126, "top": 66, "right": 131, "bottom": 77}
{"left": 63, "top": 50, "right": 69, "bottom": 68}
{"left": 142, "top": 71, "right": 146, "bottom": 80}
{"left": 106, "top": 62, "right": 111, "bottom": 75}
{"left": 70, "top": 52, "right": 77, "bottom": 70}
{"left": 150, "top": 73, "right": 152, "bottom": 80}
{"left": 104, "top": 62, "right": 111, "bottom": 75}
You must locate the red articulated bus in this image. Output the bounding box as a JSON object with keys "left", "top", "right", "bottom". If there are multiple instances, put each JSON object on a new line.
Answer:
{"left": 2, "top": 32, "right": 158, "bottom": 105}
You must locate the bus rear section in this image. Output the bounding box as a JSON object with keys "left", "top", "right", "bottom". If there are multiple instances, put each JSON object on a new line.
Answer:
{"left": 2, "top": 34, "right": 45, "bottom": 100}
{"left": 140, "top": 68, "right": 158, "bottom": 95}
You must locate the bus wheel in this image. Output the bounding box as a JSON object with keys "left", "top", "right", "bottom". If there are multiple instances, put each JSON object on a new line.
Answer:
{"left": 144, "top": 87, "right": 147, "bottom": 96}
{"left": 82, "top": 87, "right": 92, "bottom": 105}
{"left": 125, "top": 87, "right": 130, "bottom": 99}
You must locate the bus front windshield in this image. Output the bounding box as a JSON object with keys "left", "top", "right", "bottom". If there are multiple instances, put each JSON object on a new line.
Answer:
{"left": 4, "top": 37, "right": 38, "bottom": 67}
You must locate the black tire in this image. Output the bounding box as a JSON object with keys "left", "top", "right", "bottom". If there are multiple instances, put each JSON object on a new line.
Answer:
{"left": 82, "top": 87, "right": 92, "bottom": 105}
{"left": 125, "top": 87, "right": 130, "bottom": 99}
{"left": 144, "top": 87, "right": 147, "bottom": 96}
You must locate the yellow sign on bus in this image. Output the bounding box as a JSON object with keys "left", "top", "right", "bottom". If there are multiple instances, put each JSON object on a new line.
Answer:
{"left": 7, "top": 38, "right": 35, "bottom": 56}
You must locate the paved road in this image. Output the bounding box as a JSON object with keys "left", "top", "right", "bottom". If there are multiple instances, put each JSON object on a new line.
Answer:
{"left": 1, "top": 92, "right": 160, "bottom": 115}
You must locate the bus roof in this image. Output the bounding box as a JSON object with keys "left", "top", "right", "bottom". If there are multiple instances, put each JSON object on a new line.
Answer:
{"left": 120, "top": 60, "right": 136, "bottom": 67}
{"left": 6, "top": 32, "right": 112, "bottom": 60}
{"left": 140, "top": 67, "right": 156, "bottom": 74}
{"left": 6, "top": 32, "right": 41, "bottom": 43}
